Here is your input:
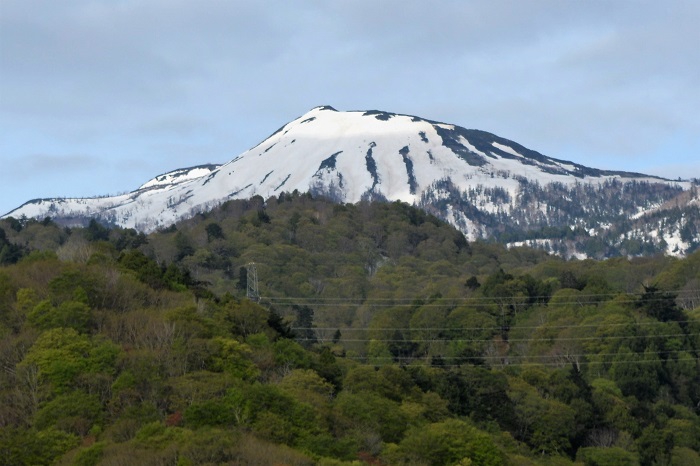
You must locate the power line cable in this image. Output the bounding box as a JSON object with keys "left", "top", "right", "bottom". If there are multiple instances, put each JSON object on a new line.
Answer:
{"left": 338, "top": 357, "right": 699, "bottom": 368}
{"left": 293, "top": 332, "right": 700, "bottom": 343}
{"left": 293, "top": 320, "right": 698, "bottom": 332}
{"left": 262, "top": 289, "right": 700, "bottom": 302}
{"left": 344, "top": 349, "right": 697, "bottom": 361}
{"left": 259, "top": 291, "right": 700, "bottom": 308}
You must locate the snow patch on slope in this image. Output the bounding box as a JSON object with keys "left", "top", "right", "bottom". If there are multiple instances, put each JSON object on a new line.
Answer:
{"left": 139, "top": 165, "right": 220, "bottom": 190}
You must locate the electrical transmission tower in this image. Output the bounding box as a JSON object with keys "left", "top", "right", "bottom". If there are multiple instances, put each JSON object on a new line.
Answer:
{"left": 246, "top": 262, "right": 259, "bottom": 302}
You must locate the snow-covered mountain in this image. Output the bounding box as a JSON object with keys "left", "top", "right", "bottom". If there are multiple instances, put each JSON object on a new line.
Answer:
{"left": 4, "top": 106, "right": 698, "bottom": 257}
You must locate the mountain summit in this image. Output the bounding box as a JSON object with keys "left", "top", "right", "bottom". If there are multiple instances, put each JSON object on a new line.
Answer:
{"left": 4, "top": 106, "right": 698, "bottom": 257}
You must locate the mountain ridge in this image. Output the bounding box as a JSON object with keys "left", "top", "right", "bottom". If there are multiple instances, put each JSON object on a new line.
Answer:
{"left": 4, "top": 106, "right": 698, "bottom": 257}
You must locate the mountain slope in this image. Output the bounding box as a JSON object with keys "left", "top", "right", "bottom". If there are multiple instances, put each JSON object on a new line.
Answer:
{"left": 3, "top": 106, "right": 697, "bottom": 256}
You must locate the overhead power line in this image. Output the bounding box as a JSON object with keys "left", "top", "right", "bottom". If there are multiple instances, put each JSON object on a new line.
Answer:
{"left": 346, "top": 349, "right": 697, "bottom": 360}
{"left": 293, "top": 320, "right": 699, "bottom": 332}
{"left": 293, "top": 332, "right": 700, "bottom": 343}
{"left": 259, "top": 290, "right": 700, "bottom": 308}
{"left": 340, "top": 357, "right": 700, "bottom": 368}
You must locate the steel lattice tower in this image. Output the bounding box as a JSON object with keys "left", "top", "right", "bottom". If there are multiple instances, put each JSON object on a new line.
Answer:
{"left": 246, "top": 262, "right": 259, "bottom": 302}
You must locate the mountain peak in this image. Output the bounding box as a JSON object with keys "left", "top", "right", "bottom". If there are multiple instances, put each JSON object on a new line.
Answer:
{"left": 311, "top": 105, "right": 337, "bottom": 112}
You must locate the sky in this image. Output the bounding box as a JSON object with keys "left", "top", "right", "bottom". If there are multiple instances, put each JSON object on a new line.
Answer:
{"left": 1, "top": 0, "right": 699, "bottom": 216}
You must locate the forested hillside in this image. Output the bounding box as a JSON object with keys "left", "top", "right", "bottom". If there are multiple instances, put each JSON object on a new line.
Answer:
{"left": 1, "top": 193, "right": 699, "bottom": 465}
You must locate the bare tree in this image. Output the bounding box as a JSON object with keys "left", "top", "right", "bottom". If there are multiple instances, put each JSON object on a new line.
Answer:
{"left": 677, "top": 279, "right": 700, "bottom": 311}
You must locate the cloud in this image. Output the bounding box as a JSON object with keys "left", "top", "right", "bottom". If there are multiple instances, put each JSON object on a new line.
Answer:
{"left": 0, "top": 0, "right": 698, "bottom": 214}
{"left": 9, "top": 154, "right": 100, "bottom": 176}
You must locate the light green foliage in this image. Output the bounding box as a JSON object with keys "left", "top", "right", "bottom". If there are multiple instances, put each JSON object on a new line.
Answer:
{"left": 273, "top": 337, "right": 313, "bottom": 368}
{"left": 244, "top": 382, "right": 321, "bottom": 447}
{"left": 48, "top": 267, "right": 100, "bottom": 307}
{"left": 278, "top": 368, "right": 334, "bottom": 409}
{"left": 21, "top": 328, "right": 119, "bottom": 391}
{"left": 445, "top": 306, "right": 499, "bottom": 359}
{"left": 333, "top": 391, "right": 408, "bottom": 444}
{"left": 575, "top": 446, "right": 638, "bottom": 465}
{"left": 367, "top": 339, "right": 393, "bottom": 365}
{"left": 399, "top": 390, "right": 450, "bottom": 426}
{"left": 167, "top": 370, "right": 235, "bottom": 412}
{"left": 386, "top": 419, "right": 505, "bottom": 466}
{"left": 165, "top": 305, "right": 214, "bottom": 339}
{"left": 509, "top": 377, "right": 577, "bottom": 455}
{"left": 27, "top": 299, "right": 92, "bottom": 332}
{"left": 134, "top": 421, "right": 193, "bottom": 449}
{"left": 343, "top": 364, "right": 418, "bottom": 401}
{"left": 16, "top": 287, "right": 40, "bottom": 314}
{"left": 654, "top": 250, "right": 700, "bottom": 290}
{"left": 183, "top": 388, "right": 248, "bottom": 428}
{"left": 72, "top": 441, "right": 105, "bottom": 466}
{"left": 34, "top": 391, "right": 102, "bottom": 435}
{"left": 671, "top": 447, "right": 700, "bottom": 466}
{"left": 209, "top": 337, "right": 259, "bottom": 380}
{"left": 0, "top": 427, "right": 79, "bottom": 466}
{"left": 664, "top": 417, "right": 700, "bottom": 450}
{"left": 216, "top": 299, "right": 270, "bottom": 337}
{"left": 589, "top": 378, "right": 636, "bottom": 434}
